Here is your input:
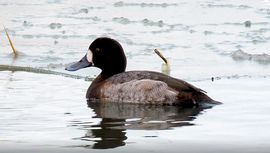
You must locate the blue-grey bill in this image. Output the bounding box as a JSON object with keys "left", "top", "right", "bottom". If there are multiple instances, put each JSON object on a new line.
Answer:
{"left": 65, "top": 55, "right": 92, "bottom": 71}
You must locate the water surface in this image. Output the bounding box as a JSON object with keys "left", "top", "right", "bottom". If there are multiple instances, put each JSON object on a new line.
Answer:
{"left": 0, "top": 0, "right": 270, "bottom": 152}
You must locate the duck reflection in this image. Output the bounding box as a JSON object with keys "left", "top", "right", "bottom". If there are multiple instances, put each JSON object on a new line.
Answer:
{"left": 82, "top": 117, "right": 127, "bottom": 149}
{"left": 74, "top": 101, "right": 212, "bottom": 149}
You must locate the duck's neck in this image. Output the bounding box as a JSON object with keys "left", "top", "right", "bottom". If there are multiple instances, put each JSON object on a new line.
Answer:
{"left": 100, "top": 69, "right": 124, "bottom": 80}
{"left": 99, "top": 59, "right": 126, "bottom": 80}
{"left": 87, "top": 69, "right": 125, "bottom": 99}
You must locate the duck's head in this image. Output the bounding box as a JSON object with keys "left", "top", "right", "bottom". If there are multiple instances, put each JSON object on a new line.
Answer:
{"left": 65, "top": 37, "right": 127, "bottom": 76}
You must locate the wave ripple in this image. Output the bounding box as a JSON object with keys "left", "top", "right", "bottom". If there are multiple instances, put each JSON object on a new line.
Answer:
{"left": 231, "top": 50, "right": 270, "bottom": 64}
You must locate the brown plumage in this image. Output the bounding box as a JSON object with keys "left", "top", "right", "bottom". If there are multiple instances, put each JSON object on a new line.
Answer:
{"left": 66, "top": 37, "right": 221, "bottom": 107}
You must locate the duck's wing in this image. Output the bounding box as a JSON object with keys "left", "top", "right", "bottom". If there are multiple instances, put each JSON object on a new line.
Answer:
{"left": 108, "top": 71, "right": 205, "bottom": 94}
{"left": 105, "top": 71, "right": 218, "bottom": 105}
{"left": 153, "top": 72, "right": 206, "bottom": 93}
{"left": 139, "top": 71, "right": 218, "bottom": 105}
{"left": 100, "top": 79, "right": 178, "bottom": 105}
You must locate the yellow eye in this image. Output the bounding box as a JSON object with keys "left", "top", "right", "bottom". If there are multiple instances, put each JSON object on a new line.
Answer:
{"left": 96, "top": 48, "right": 100, "bottom": 52}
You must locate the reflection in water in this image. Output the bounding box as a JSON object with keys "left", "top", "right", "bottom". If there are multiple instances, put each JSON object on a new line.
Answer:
{"left": 83, "top": 118, "right": 127, "bottom": 149}
{"left": 71, "top": 101, "right": 212, "bottom": 149}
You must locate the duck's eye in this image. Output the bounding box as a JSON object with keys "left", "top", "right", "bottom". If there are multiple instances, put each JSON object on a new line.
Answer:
{"left": 95, "top": 48, "right": 100, "bottom": 52}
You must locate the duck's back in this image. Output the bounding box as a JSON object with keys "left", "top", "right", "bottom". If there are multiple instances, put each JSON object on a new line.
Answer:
{"left": 88, "top": 71, "right": 218, "bottom": 106}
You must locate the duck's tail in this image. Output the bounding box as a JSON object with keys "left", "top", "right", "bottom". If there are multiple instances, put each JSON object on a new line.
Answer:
{"left": 194, "top": 92, "right": 222, "bottom": 108}
{"left": 174, "top": 92, "right": 221, "bottom": 108}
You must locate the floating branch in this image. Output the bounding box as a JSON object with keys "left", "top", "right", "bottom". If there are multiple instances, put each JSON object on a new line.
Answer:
{"left": 154, "top": 49, "right": 168, "bottom": 65}
{"left": 3, "top": 26, "right": 17, "bottom": 56}
{"left": 0, "top": 64, "right": 94, "bottom": 81}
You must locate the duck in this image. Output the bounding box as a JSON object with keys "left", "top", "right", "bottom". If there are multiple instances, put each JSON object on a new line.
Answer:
{"left": 65, "top": 37, "right": 221, "bottom": 107}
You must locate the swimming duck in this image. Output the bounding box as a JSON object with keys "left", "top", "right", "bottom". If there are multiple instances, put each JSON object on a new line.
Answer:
{"left": 66, "top": 37, "right": 220, "bottom": 107}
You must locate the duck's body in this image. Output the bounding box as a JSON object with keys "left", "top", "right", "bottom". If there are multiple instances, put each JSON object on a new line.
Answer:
{"left": 66, "top": 37, "right": 220, "bottom": 107}
{"left": 87, "top": 71, "right": 214, "bottom": 106}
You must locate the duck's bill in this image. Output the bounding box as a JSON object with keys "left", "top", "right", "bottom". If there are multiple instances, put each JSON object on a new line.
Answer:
{"left": 65, "top": 55, "right": 93, "bottom": 71}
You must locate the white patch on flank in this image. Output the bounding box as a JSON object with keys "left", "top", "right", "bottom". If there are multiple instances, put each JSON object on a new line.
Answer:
{"left": 86, "top": 49, "right": 93, "bottom": 64}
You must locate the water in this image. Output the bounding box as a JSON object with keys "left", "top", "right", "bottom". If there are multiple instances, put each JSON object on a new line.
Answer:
{"left": 0, "top": 0, "right": 270, "bottom": 152}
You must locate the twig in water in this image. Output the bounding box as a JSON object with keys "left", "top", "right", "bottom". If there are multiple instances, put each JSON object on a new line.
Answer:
{"left": 3, "top": 25, "right": 17, "bottom": 57}
{"left": 154, "top": 49, "right": 168, "bottom": 65}
{"left": 154, "top": 49, "right": 170, "bottom": 75}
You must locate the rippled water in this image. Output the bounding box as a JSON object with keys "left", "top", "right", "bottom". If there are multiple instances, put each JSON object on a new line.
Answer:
{"left": 1, "top": 0, "right": 270, "bottom": 152}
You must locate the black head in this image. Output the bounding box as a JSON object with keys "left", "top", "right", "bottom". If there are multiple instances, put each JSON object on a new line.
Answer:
{"left": 65, "top": 37, "right": 127, "bottom": 76}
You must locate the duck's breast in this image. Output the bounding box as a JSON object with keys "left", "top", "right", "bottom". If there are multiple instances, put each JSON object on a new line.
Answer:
{"left": 99, "top": 79, "right": 178, "bottom": 104}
